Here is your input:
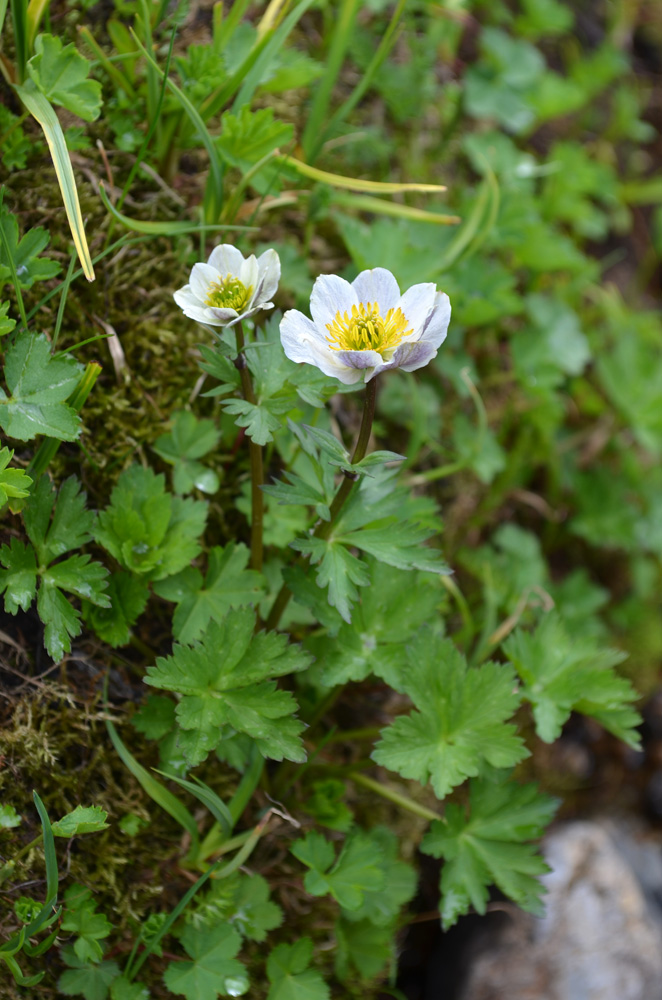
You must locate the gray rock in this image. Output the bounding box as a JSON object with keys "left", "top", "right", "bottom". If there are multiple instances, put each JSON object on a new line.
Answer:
{"left": 458, "top": 821, "right": 662, "bottom": 1000}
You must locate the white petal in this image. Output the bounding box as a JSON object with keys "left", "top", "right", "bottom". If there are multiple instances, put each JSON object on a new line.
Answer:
{"left": 418, "top": 291, "right": 451, "bottom": 348}
{"left": 310, "top": 274, "right": 358, "bottom": 330}
{"left": 190, "top": 262, "right": 220, "bottom": 303}
{"left": 397, "top": 283, "right": 438, "bottom": 339}
{"left": 209, "top": 306, "right": 239, "bottom": 324}
{"left": 207, "top": 244, "right": 245, "bottom": 276}
{"left": 174, "top": 288, "right": 226, "bottom": 326}
{"left": 351, "top": 267, "right": 400, "bottom": 313}
{"left": 255, "top": 248, "right": 281, "bottom": 304}
{"left": 240, "top": 255, "right": 259, "bottom": 300}
{"left": 280, "top": 310, "right": 355, "bottom": 381}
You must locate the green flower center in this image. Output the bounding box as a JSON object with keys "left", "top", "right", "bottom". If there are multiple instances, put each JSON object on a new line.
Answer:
{"left": 326, "top": 301, "right": 412, "bottom": 355}
{"left": 204, "top": 275, "right": 253, "bottom": 312}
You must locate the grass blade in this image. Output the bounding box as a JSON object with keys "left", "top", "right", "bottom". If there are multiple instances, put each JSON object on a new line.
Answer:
{"left": 98, "top": 183, "right": 252, "bottom": 234}
{"left": 154, "top": 770, "right": 233, "bottom": 839}
{"left": 302, "top": 0, "right": 361, "bottom": 161}
{"left": 106, "top": 717, "right": 200, "bottom": 851}
{"left": 32, "top": 792, "right": 57, "bottom": 901}
{"left": 14, "top": 82, "right": 95, "bottom": 280}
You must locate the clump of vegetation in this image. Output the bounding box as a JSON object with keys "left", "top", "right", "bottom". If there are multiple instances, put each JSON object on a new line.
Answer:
{"left": 1, "top": 0, "right": 661, "bottom": 997}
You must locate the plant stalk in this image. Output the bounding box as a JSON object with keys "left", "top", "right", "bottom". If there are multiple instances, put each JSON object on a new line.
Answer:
{"left": 351, "top": 772, "right": 441, "bottom": 823}
{"left": 234, "top": 322, "right": 264, "bottom": 572}
{"left": 265, "top": 377, "right": 377, "bottom": 630}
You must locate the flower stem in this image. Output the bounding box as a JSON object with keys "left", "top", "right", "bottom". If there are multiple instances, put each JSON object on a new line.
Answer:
{"left": 234, "top": 322, "right": 264, "bottom": 572}
{"left": 350, "top": 772, "right": 441, "bottom": 823}
{"left": 265, "top": 377, "right": 377, "bottom": 631}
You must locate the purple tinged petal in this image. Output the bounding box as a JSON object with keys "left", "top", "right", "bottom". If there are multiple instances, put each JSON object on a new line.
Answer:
{"left": 351, "top": 268, "right": 400, "bottom": 312}
{"left": 388, "top": 340, "right": 438, "bottom": 373}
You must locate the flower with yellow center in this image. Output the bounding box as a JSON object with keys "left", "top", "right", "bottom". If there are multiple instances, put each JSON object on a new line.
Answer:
{"left": 280, "top": 268, "right": 451, "bottom": 384}
{"left": 173, "top": 244, "right": 280, "bottom": 329}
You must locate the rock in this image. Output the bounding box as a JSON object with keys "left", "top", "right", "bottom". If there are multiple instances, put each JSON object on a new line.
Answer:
{"left": 457, "top": 821, "right": 662, "bottom": 1000}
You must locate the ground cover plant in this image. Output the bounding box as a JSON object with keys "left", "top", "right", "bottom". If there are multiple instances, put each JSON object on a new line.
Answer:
{"left": 1, "top": 0, "right": 661, "bottom": 996}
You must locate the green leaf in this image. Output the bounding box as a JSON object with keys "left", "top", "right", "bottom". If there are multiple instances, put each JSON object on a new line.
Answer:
{"left": 0, "top": 538, "right": 37, "bottom": 613}
{"left": 33, "top": 476, "right": 96, "bottom": 561}
{"left": 109, "top": 978, "right": 150, "bottom": 1000}
{"left": 222, "top": 397, "right": 283, "bottom": 446}
{"left": 372, "top": 632, "right": 527, "bottom": 799}
{"left": 266, "top": 938, "right": 330, "bottom": 1000}
{"left": 132, "top": 694, "right": 176, "bottom": 741}
{"left": 313, "top": 561, "right": 442, "bottom": 686}
{"left": 61, "top": 884, "right": 113, "bottom": 964}
{"left": 334, "top": 918, "right": 393, "bottom": 982}
{"left": 145, "top": 609, "right": 309, "bottom": 766}
{"left": 0, "top": 301, "right": 16, "bottom": 337}
{"left": 163, "top": 924, "right": 248, "bottom": 1000}
{"left": 302, "top": 779, "right": 353, "bottom": 832}
{"left": 503, "top": 613, "right": 641, "bottom": 747}
{"left": 152, "top": 410, "right": 221, "bottom": 496}
{"left": 45, "top": 554, "right": 110, "bottom": 605}
{"left": 27, "top": 34, "right": 102, "bottom": 121}
{"left": 0, "top": 332, "right": 82, "bottom": 441}
{"left": 83, "top": 572, "right": 150, "bottom": 647}
{"left": 95, "top": 466, "right": 207, "bottom": 581}
{"left": 52, "top": 806, "right": 109, "bottom": 837}
{"left": 58, "top": 947, "right": 120, "bottom": 1000}
{"left": 216, "top": 106, "right": 293, "bottom": 174}
{"left": 421, "top": 774, "right": 558, "bottom": 930}
{"left": 153, "top": 544, "right": 264, "bottom": 644}
{"left": 291, "top": 537, "right": 370, "bottom": 623}
{"left": 341, "top": 827, "right": 416, "bottom": 926}
{"left": 0, "top": 448, "right": 31, "bottom": 506}
{"left": 291, "top": 830, "right": 383, "bottom": 911}
{"left": 0, "top": 211, "right": 60, "bottom": 289}
{"left": 37, "top": 580, "right": 83, "bottom": 661}
{"left": 230, "top": 874, "right": 283, "bottom": 942}
{"left": 0, "top": 804, "right": 21, "bottom": 828}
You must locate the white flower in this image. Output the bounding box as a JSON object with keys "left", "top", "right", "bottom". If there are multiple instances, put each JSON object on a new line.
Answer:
{"left": 280, "top": 267, "right": 451, "bottom": 384}
{"left": 173, "top": 244, "right": 280, "bottom": 328}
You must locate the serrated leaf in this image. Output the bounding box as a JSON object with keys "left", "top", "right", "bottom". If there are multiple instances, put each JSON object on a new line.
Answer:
{"left": 83, "top": 572, "right": 149, "bottom": 647}
{"left": 291, "top": 537, "right": 370, "bottom": 623}
{"left": 266, "top": 938, "right": 330, "bottom": 1000}
{"left": 58, "top": 948, "right": 120, "bottom": 1000}
{"left": 95, "top": 466, "right": 207, "bottom": 581}
{"left": 334, "top": 918, "right": 393, "bottom": 982}
{"left": 163, "top": 923, "right": 248, "bottom": 1000}
{"left": 0, "top": 332, "right": 82, "bottom": 441}
{"left": 45, "top": 554, "right": 110, "bottom": 605}
{"left": 37, "top": 580, "right": 81, "bottom": 660}
{"left": 145, "top": 609, "right": 309, "bottom": 765}
{"left": 61, "top": 884, "right": 113, "bottom": 963}
{"left": 0, "top": 211, "right": 60, "bottom": 289}
{"left": 222, "top": 397, "right": 283, "bottom": 446}
{"left": 216, "top": 106, "right": 293, "bottom": 174}
{"left": 153, "top": 410, "right": 221, "bottom": 495}
{"left": 229, "top": 874, "right": 283, "bottom": 942}
{"left": 52, "top": 806, "right": 109, "bottom": 837}
{"left": 372, "top": 632, "right": 527, "bottom": 799}
{"left": 314, "top": 561, "right": 442, "bottom": 686}
{"left": 27, "top": 34, "right": 102, "bottom": 121}
{"left": 291, "top": 830, "right": 383, "bottom": 910}
{"left": 0, "top": 447, "right": 31, "bottom": 505}
{"left": 0, "top": 538, "right": 37, "bottom": 613}
{"left": 153, "top": 543, "right": 263, "bottom": 644}
{"left": 40, "top": 476, "right": 96, "bottom": 559}
{"left": 421, "top": 774, "right": 558, "bottom": 929}
{"left": 338, "top": 518, "right": 448, "bottom": 574}
{"left": 503, "top": 612, "right": 641, "bottom": 747}
{"left": 0, "top": 301, "right": 17, "bottom": 336}
{"left": 132, "top": 694, "right": 176, "bottom": 741}
{"left": 341, "top": 827, "right": 416, "bottom": 926}
{"left": 110, "top": 978, "right": 150, "bottom": 1000}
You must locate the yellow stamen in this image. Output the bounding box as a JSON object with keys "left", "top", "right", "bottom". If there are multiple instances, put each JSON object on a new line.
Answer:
{"left": 326, "top": 301, "right": 412, "bottom": 355}
{"left": 205, "top": 274, "right": 253, "bottom": 312}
